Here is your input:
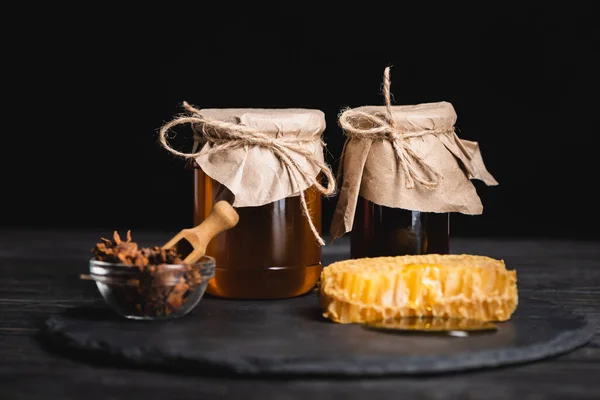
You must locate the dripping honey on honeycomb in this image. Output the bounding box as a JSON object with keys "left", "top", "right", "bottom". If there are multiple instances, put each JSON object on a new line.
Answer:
{"left": 319, "top": 254, "right": 518, "bottom": 324}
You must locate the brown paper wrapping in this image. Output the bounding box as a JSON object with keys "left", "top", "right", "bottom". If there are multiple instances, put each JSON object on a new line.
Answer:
{"left": 330, "top": 101, "right": 498, "bottom": 241}
{"left": 192, "top": 108, "right": 326, "bottom": 208}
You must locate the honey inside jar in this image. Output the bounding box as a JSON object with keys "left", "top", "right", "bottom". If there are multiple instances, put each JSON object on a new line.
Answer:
{"left": 194, "top": 168, "right": 322, "bottom": 299}
{"left": 351, "top": 196, "right": 449, "bottom": 258}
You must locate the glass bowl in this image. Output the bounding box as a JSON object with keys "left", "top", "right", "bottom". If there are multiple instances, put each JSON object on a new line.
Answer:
{"left": 88, "top": 256, "right": 215, "bottom": 320}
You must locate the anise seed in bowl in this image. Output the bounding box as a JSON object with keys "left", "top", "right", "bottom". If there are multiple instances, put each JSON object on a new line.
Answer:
{"left": 87, "top": 231, "right": 214, "bottom": 320}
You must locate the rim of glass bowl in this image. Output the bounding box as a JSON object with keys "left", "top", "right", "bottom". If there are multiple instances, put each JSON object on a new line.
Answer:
{"left": 88, "top": 255, "right": 215, "bottom": 286}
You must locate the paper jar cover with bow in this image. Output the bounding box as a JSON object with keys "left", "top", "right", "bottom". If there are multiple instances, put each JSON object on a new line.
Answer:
{"left": 330, "top": 101, "right": 498, "bottom": 241}
{"left": 192, "top": 108, "right": 327, "bottom": 208}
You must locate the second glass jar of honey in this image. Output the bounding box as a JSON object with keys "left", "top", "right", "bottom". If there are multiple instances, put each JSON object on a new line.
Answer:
{"left": 161, "top": 105, "right": 335, "bottom": 299}
{"left": 331, "top": 68, "right": 498, "bottom": 257}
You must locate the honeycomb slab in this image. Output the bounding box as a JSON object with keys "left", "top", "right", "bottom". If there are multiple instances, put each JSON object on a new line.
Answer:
{"left": 319, "top": 254, "right": 518, "bottom": 323}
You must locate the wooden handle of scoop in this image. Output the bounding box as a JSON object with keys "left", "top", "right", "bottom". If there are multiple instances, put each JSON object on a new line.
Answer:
{"left": 189, "top": 200, "right": 239, "bottom": 250}
{"left": 163, "top": 201, "right": 239, "bottom": 264}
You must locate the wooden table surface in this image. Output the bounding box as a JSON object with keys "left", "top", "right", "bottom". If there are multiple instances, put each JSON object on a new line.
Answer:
{"left": 1, "top": 228, "right": 599, "bottom": 399}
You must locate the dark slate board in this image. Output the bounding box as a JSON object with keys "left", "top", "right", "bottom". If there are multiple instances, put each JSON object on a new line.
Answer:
{"left": 39, "top": 292, "right": 594, "bottom": 377}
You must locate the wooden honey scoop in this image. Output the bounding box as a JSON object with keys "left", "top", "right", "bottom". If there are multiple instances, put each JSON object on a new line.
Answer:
{"left": 163, "top": 201, "right": 239, "bottom": 264}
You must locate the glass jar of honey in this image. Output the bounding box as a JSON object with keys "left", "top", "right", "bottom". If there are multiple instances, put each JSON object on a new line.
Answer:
{"left": 159, "top": 104, "right": 335, "bottom": 299}
{"left": 194, "top": 168, "right": 322, "bottom": 299}
{"left": 331, "top": 68, "right": 498, "bottom": 256}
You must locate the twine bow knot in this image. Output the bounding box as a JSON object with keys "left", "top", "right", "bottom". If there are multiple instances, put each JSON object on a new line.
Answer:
{"left": 338, "top": 67, "right": 446, "bottom": 189}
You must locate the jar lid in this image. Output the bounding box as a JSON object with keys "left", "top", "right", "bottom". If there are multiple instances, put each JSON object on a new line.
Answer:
{"left": 351, "top": 101, "right": 457, "bottom": 132}
{"left": 199, "top": 108, "right": 325, "bottom": 138}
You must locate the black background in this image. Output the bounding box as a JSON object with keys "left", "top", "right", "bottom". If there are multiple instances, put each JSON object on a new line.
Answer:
{"left": 5, "top": 3, "right": 599, "bottom": 239}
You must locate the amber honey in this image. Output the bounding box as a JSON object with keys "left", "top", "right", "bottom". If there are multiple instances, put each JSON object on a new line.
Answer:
{"left": 351, "top": 196, "right": 449, "bottom": 258}
{"left": 194, "top": 168, "right": 322, "bottom": 299}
